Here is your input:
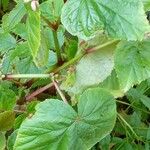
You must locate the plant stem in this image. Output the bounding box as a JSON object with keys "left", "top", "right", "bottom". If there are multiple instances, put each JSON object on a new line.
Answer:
{"left": 26, "top": 82, "right": 54, "bottom": 101}
{"left": 4, "top": 74, "right": 51, "bottom": 79}
{"left": 52, "top": 30, "right": 62, "bottom": 64}
{"left": 1, "top": 39, "right": 119, "bottom": 79}
{"left": 51, "top": 75, "right": 68, "bottom": 104}
{"left": 86, "top": 39, "right": 119, "bottom": 53}
{"left": 53, "top": 52, "right": 84, "bottom": 73}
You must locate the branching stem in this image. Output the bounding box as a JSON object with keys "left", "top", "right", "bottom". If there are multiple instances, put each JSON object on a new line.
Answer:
{"left": 1, "top": 39, "right": 119, "bottom": 79}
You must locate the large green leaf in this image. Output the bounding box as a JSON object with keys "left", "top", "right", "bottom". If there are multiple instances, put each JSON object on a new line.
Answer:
{"left": 115, "top": 41, "right": 150, "bottom": 92}
{"left": 2, "top": 1, "right": 26, "bottom": 32}
{"left": 61, "top": 0, "right": 149, "bottom": 40}
{"left": 14, "top": 88, "right": 116, "bottom": 150}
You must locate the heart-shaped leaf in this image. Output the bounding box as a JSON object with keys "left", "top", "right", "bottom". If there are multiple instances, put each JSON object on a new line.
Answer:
{"left": 14, "top": 88, "right": 116, "bottom": 150}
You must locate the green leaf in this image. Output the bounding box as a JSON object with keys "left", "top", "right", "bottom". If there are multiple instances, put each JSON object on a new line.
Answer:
{"left": 99, "top": 70, "right": 124, "bottom": 98}
{"left": 14, "top": 88, "right": 116, "bottom": 150}
{"left": 26, "top": 101, "right": 39, "bottom": 114}
{"left": 115, "top": 41, "right": 150, "bottom": 92}
{"left": 142, "top": 0, "right": 150, "bottom": 11}
{"left": 26, "top": 9, "right": 41, "bottom": 63}
{"left": 127, "top": 88, "right": 150, "bottom": 111}
{"left": 40, "top": 0, "right": 64, "bottom": 23}
{"left": 68, "top": 41, "right": 117, "bottom": 94}
{"left": 7, "top": 130, "right": 18, "bottom": 150}
{"left": 99, "top": 135, "right": 111, "bottom": 150}
{"left": 0, "top": 83, "right": 16, "bottom": 111}
{"left": 13, "top": 23, "right": 28, "bottom": 40}
{"left": 35, "top": 31, "right": 49, "bottom": 67}
{"left": 2, "top": 1, "right": 26, "bottom": 32}
{"left": 147, "top": 126, "right": 150, "bottom": 140}
{"left": 0, "top": 111, "right": 15, "bottom": 131}
{"left": 145, "top": 143, "right": 150, "bottom": 150}
{"left": 64, "top": 39, "right": 78, "bottom": 60}
{"left": 14, "top": 114, "right": 27, "bottom": 130}
{"left": 1, "top": 0, "right": 9, "bottom": 11}
{"left": 0, "top": 132, "right": 6, "bottom": 150}
{"left": 44, "top": 25, "right": 65, "bottom": 50}
{"left": 0, "top": 33, "right": 16, "bottom": 53}
{"left": 61, "top": 0, "right": 149, "bottom": 40}
{"left": 2, "top": 42, "right": 43, "bottom": 74}
{"left": 16, "top": 56, "right": 42, "bottom": 74}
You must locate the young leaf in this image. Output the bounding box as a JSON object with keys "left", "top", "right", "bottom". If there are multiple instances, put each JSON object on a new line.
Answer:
{"left": 2, "top": 1, "right": 26, "bottom": 32}
{"left": 26, "top": 9, "right": 41, "bottom": 63}
{"left": 14, "top": 88, "right": 116, "bottom": 150}
{"left": 64, "top": 39, "right": 78, "bottom": 60}
{"left": 61, "top": 0, "right": 149, "bottom": 40}
{"left": 40, "top": 0, "right": 64, "bottom": 23}
{"left": 115, "top": 41, "right": 150, "bottom": 92}
{"left": 35, "top": 32, "right": 49, "bottom": 67}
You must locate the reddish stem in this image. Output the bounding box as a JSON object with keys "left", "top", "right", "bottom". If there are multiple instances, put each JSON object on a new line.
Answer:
{"left": 25, "top": 83, "right": 54, "bottom": 101}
